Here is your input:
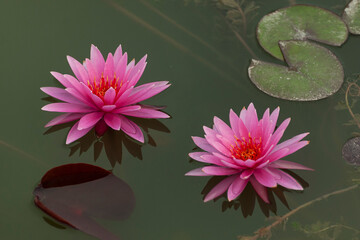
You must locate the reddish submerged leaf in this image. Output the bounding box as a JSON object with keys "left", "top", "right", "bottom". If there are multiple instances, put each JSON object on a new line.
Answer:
{"left": 33, "top": 163, "right": 135, "bottom": 240}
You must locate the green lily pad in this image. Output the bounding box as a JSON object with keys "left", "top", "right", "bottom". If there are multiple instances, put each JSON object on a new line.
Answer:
{"left": 257, "top": 5, "right": 348, "bottom": 60}
{"left": 248, "top": 40, "right": 344, "bottom": 101}
{"left": 343, "top": 0, "right": 360, "bottom": 35}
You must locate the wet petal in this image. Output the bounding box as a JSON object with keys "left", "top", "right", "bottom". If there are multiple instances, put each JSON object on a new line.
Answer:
{"left": 104, "top": 88, "right": 116, "bottom": 105}
{"left": 270, "top": 168, "right": 303, "bottom": 190}
{"left": 192, "top": 136, "right": 217, "bottom": 153}
{"left": 185, "top": 168, "right": 210, "bottom": 176}
{"left": 204, "top": 175, "right": 238, "bottom": 202}
{"left": 253, "top": 168, "right": 277, "bottom": 188}
{"left": 104, "top": 113, "right": 122, "bottom": 130}
{"left": 42, "top": 103, "right": 94, "bottom": 113}
{"left": 119, "top": 116, "right": 144, "bottom": 143}
{"left": 66, "top": 121, "right": 92, "bottom": 144}
{"left": 270, "top": 160, "right": 313, "bottom": 171}
{"left": 228, "top": 176, "right": 248, "bottom": 201}
{"left": 90, "top": 45, "right": 105, "bottom": 75}
{"left": 45, "top": 113, "right": 84, "bottom": 127}
{"left": 78, "top": 112, "right": 104, "bottom": 130}
{"left": 240, "top": 169, "right": 254, "bottom": 179}
{"left": 249, "top": 176, "right": 269, "bottom": 203}
{"left": 202, "top": 166, "right": 240, "bottom": 176}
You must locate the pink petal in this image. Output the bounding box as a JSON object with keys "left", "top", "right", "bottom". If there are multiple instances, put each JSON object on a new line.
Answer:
{"left": 90, "top": 45, "right": 105, "bottom": 76}
{"left": 65, "top": 88, "right": 97, "bottom": 108}
{"left": 125, "top": 59, "right": 135, "bottom": 76}
{"left": 102, "top": 105, "right": 117, "bottom": 112}
{"left": 41, "top": 87, "right": 82, "bottom": 104}
{"left": 188, "top": 152, "right": 208, "bottom": 163}
{"left": 286, "top": 141, "right": 310, "bottom": 156}
{"left": 229, "top": 109, "right": 240, "bottom": 138}
{"left": 256, "top": 160, "right": 270, "bottom": 169}
{"left": 202, "top": 155, "right": 227, "bottom": 166}
{"left": 213, "top": 116, "right": 234, "bottom": 140}
{"left": 192, "top": 136, "right": 218, "bottom": 153}
{"left": 104, "top": 113, "right": 122, "bottom": 130}
{"left": 119, "top": 107, "right": 169, "bottom": 119}
{"left": 67, "top": 56, "right": 89, "bottom": 84}
{"left": 127, "top": 55, "right": 147, "bottom": 87}
{"left": 220, "top": 160, "right": 243, "bottom": 168}
{"left": 66, "top": 121, "right": 93, "bottom": 144}
{"left": 227, "top": 176, "right": 248, "bottom": 201}
{"left": 84, "top": 58, "right": 99, "bottom": 83}
{"left": 249, "top": 176, "right": 269, "bottom": 203}
{"left": 113, "top": 105, "right": 141, "bottom": 113}
{"left": 113, "top": 45, "right": 123, "bottom": 64}
{"left": 238, "top": 118, "right": 249, "bottom": 138}
{"left": 202, "top": 166, "right": 240, "bottom": 176}
{"left": 119, "top": 116, "right": 144, "bottom": 143}
{"left": 50, "top": 72, "right": 72, "bottom": 88}
{"left": 204, "top": 175, "right": 238, "bottom": 202}
{"left": 240, "top": 169, "right": 254, "bottom": 179}
{"left": 114, "top": 52, "right": 128, "bottom": 83}
{"left": 114, "top": 86, "right": 134, "bottom": 107}
{"left": 90, "top": 93, "right": 105, "bottom": 109}
{"left": 103, "top": 53, "right": 114, "bottom": 80}
{"left": 270, "top": 118, "right": 291, "bottom": 146}
{"left": 269, "top": 160, "right": 313, "bottom": 171}
{"left": 207, "top": 139, "right": 232, "bottom": 157}
{"left": 245, "top": 103, "right": 258, "bottom": 133}
{"left": 267, "top": 148, "right": 289, "bottom": 163}
{"left": 185, "top": 168, "right": 210, "bottom": 176}
{"left": 45, "top": 113, "right": 84, "bottom": 127}
{"left": 272, "top": 132, "right": 309, "bottom": 152}
{"left": 268, "top": 107, "right": 280, "bottom": 134}
{"left": 125, "top": 81, "right": 170, "bottom": 105}
{"left": 239, "top": 106, "right": 247, "bottom": 122}
{"left": 235, "top": 159, "right": 256, "bottom": 168}
{"left": 104, "top": 87, "right": 116, "bottom": 105}
{"left": 78, "top": 112, "right": 104, "bottom": 130}
{"left": 42, "top": 103, "right": 94, "bottom": 113}
{"left": 253, "top": 168, "right": 277, "bottom": 188}
{"left": 63, "top": 75, "right": 92, "bottom": 103}
{"left": 270, "top": 168, "right": 303, "bottom": 190}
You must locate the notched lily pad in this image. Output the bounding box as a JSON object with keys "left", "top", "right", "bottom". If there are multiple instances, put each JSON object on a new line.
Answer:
{"left": 342, "top": 137, "right": 360, "bottom": 165}
{"left": 343, "top": 0, "right": 360, "bottom": 35}
{"left": 257, "top": 5, "right": 348, "bottom": 60}
{"left": 248, "top": 40, "right": 344, "bottom": 101}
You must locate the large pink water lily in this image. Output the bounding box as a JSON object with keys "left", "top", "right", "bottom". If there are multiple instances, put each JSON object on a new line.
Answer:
{"left": 186, "top": 103, "right": 313, "bottom": 203}
{"left": 41, "top": 44, "right": 170, "bottom": 144}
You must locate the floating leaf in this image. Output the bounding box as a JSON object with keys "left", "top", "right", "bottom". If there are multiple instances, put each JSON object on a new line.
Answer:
{"left": 33, "top": 163, "right": 135, "bottom": 240}
{"left": 257, "top": 5, "right": 348, "bottom": 60}
{"left": 248, "top": 40, "right": 344, "bottom": 101}
{"left": 343, "top": 0, "right": 360, "bottom": 34}
{"left": 342, "top": 137, "right": 360, "bottom": 165}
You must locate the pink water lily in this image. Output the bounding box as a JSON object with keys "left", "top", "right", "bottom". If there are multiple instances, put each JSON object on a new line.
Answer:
{"left": 41, "top": 44, "right": 170, "bottom": 144}
{"left": 186, "top": 103, "right": 313, "bottom": 203}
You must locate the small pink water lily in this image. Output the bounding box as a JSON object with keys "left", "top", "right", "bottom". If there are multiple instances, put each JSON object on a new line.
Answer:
{"left": 186, "top": 103, "right": 313, "bottom": 203}
{"left": 41, "top": 44, "right": 170, "bottom": 144}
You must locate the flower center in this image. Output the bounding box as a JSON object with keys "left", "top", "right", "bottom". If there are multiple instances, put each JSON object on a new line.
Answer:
{"left": 230, "top": 134, "right": 262, "bottom": 161}
{"left": 87, "top": 74, "right": 122, "bottom": 100}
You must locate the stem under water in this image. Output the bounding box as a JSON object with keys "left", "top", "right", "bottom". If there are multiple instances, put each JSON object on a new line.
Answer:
{"left": 345, "top": 82, "right": 360, "bottom": 129}
{"left": 237, "top": 184, "right": 359, "bottom": 240}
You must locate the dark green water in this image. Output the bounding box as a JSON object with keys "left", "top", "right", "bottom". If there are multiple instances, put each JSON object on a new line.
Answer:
{"left": 1, "top": 0, "right": 360, "bottom": 239}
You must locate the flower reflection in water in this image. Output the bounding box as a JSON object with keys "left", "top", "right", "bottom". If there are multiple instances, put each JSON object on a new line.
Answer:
{"left": 201, "top": 170, "right": 309, "bottom": 218}
{"left": 44, "top": 116, "right": 170, "bottom": 167}
{"left": 33, "top": 163, "right": 135, "bottom": 240}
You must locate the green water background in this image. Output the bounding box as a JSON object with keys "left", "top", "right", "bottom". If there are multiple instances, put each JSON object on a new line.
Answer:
{"left": 0, "top": 0, "right": 359, "bottom": 239}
